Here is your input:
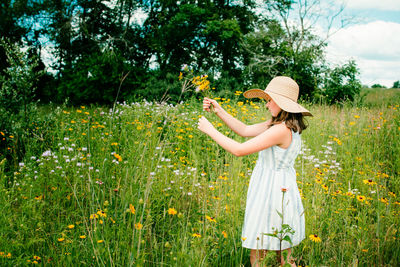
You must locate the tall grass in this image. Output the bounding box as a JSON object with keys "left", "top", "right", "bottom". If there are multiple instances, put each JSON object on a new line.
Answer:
{"left": 0, "top": 91, "right": 399, "bottom": 266}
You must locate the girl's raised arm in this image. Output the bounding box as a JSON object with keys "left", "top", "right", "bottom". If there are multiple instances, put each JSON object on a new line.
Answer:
{"left": 203, "top": 97, "right": 270, "bottom": 137}
{"left": 198, "top": 116, "right": 289, "bottom": 157}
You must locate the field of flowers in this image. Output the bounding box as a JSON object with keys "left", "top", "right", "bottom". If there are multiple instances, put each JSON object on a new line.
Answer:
{"left": 0, "top": 89, "right": 399, "bottom": 266}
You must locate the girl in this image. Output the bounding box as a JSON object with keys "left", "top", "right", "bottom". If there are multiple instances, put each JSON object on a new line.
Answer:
{"left": 197, "top": 76, "right": 312, "bottom": 267}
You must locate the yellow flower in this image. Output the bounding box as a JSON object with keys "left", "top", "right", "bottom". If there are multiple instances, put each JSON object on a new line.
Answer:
{"left": 222, "top": 231, "right": 228, "bottom": 238}
{"left": 380, "top": 197, "right": 389, "bottom": 205}
{"left": 135, "top": 222, "right": 143, "bottom": 230}
{"left": 241, "top": 237, "right": 247, "bottom": 241}
{"left": 67, "top": 224, "right": 75, "bottom": 229}
{"left": 168, "top": 208, "right": 177, "bottom": 215}
{"left": 58, "top": 238, "right": 65, "bottom": 242}
{"left": 309, "top": 234, "right": 321, "bottom": 242}
{"left": 192, "top": 233, "right": 201, "bottom": 238}
{"left": 33, "top": 255, "right": 41, "bottom": 261}
{"left": 113, "top": 153, "right": 122, "bottom": 162}
{"left": 79, "top": 235, "right": 86, "bottom": 239}
{"left": 90, "top": 214, "right": 99, "bottom": 220}
{"left": 129, "top": 204, "right": 136, "bottom": 214}
{"left": 356, "top": 195, "right": 366, "bottom": 202}
{"left": 363, "top": 179, "right": 376, "bottom": 186}
{"left": 97, "top": 210, "right": 107, "bottom": 218}
{"left": 206, "top": 215, "right": 217, "bottom": 223}
{"left": 97, "top": 240, "right": 104, "bottom": 243}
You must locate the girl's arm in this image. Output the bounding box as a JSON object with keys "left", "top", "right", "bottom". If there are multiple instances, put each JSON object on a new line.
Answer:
{"left": 203, "top": 97, "right": 270, "bottom": 137}
{"left": 198, "top": 116, "right": 289, "bottom": 157}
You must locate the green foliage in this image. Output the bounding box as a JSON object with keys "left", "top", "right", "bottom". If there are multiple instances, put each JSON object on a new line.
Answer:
{"left": 1, "top": 91, "right": 400, "bottom": 265}
{"left": 393, "top": 80, "right": 400, "bottom": 88}
{"left": 372, "top": 84, "right": 387, "bottom": 89}
{"left": 0, "top": 39, "right": 55, "bottom": 177}
{"left": 57, "top": 51, "right": 132, "bottom": 104}
{"left": 2, "top": 0, "right": 366, "bottom": 106}
{"left": 318, "top": 60, "right": 362, "bottom": 104}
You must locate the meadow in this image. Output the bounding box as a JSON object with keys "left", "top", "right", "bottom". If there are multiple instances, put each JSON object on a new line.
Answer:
{"left": 0, "top": 88, "right": 399, "bottom": 266}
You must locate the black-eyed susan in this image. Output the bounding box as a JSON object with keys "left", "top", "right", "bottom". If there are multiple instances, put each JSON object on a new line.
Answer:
{"left": 380, "top": 197, "right": 389, "bottom": 205}
{"left": 309, "top": 234, "right": 321, "bottom": 243}
{"left": 192, "top": 233, "right": 201, "bottom": 238}
{"left": 356, "top": 195, "right": 366, "bottom": 202}
{"left": 67, "top": 224, "right": 75, "bottom": 229}
{"left": 363, "top": 179, "right": 376, "bottom": 186}
{"left": 79, "top": 235, "right": 86, "bottom": 239}
{"left": 33, "top": 255, "right": 41, "bottom": 261}
{"left": 97, "top": 210, "right": 107, "bottom": 218}
{"left": 57, "top": 237, "right": 65, "bottom": 242}
{"left": 206, "top": 215, "right": 217, "bottom": 223}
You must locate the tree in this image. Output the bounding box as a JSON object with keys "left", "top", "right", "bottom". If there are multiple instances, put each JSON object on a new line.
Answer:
{"left": 319, "top": 60, "right": 362, "bottom": 104}
{"left": 393, "top": 80, "right": 400, "bottom": 88}
{"left": 371, "top": 84, "right": 386, "bottom": 89}
{"left": 245, "top": 0, "right": 352, "bottom": 98}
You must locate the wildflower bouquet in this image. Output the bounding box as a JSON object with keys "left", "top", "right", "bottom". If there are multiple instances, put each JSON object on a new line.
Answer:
{"left": 179, "top": 65, "right": 213, "bottom": 98}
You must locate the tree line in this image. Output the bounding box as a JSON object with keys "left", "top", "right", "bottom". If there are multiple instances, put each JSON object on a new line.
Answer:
{"left": 1, "top": 0, "right": 364, "bottom": 106}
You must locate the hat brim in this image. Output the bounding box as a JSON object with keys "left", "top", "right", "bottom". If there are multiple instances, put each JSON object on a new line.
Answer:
{"left": 243, "top": 89, "right": 312, "bottom": 116}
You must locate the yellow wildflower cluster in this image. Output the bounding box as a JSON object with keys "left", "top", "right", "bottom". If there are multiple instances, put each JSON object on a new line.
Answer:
{"left": 192, "top": 75, "right": 210, "bottom": 92}
{"left": 0, "top": 251, "right": 12, "bottom": 258}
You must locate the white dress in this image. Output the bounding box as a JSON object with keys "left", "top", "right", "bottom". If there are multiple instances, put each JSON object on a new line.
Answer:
{"left": 241, "top": 130, "right": 305, "bottom": 250}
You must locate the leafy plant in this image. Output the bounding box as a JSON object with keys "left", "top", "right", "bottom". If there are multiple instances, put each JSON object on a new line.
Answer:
{"left": 318, "top": 60, "right": 362, "bottom": 104}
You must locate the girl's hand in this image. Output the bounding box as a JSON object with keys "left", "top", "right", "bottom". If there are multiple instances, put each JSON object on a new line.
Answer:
{"left": 198, "top": 116, "right": 215, "bottom": 135}
{"left": 203, "top": 97, "right": 222, "bottom": 113}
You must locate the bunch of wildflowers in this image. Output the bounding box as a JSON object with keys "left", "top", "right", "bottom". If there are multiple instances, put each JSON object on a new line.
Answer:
{"left": 179, "top": 65, "right": 213, "bottom": 98}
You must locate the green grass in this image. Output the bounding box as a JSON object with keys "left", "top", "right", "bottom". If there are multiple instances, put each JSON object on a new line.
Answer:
{"left": 0, "top": 91, "right": 399, "bottom": 266}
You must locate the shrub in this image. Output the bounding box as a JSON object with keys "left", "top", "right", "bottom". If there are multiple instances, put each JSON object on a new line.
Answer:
{"left": 318, "top": 60, "right": 362, "bottom": 104}
{"left": 0, "top": 38, "right": 54, "bottom": 177}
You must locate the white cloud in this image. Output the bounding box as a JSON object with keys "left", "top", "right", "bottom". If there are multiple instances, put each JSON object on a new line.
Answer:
{"left": 326, "top": 20, "right": 400, "bottom": 87}
{"left": 340, "top": 0, "right": 400, "bottom": 11}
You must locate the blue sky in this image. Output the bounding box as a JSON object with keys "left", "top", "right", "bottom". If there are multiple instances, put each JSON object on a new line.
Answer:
{"left": 325, "top": 0, "right": 400, "bottom": 87}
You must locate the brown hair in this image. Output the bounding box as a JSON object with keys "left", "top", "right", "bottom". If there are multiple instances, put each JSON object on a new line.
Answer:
{"left": 269, "top": 111, "right": 308, "bottom": 134}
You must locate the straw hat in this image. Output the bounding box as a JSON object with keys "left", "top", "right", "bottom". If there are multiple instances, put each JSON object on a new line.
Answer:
{"left": 243, "top": 76, "right": 312, "bottom": 116}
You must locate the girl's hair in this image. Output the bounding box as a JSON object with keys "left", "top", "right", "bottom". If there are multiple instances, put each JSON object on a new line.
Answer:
{"left": 269, "top": 111, "right": 308, "bottom": 134}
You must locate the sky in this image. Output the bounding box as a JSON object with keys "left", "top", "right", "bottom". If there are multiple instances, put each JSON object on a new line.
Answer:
{"left": 325, "top": 0, "right": 400, "bottom": 87}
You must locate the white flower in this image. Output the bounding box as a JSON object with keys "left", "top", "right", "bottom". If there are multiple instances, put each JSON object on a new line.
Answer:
{"left": 42, "top": 150, "right": 52, "bottom": 157}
